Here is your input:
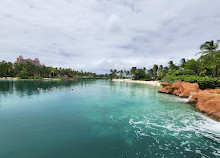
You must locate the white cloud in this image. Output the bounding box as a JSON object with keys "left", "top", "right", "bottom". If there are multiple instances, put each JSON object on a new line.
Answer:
{"left": 0, "top": 0, "right": 220, "bottom": 73}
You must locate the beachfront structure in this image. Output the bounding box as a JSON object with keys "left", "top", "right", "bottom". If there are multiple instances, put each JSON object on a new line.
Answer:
{"left": 15, "top": 56, "right": 44, "bottom": 66}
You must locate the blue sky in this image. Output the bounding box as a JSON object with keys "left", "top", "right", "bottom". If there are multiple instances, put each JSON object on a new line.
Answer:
{"left": 0, "top": 0, "right": 220, "bottom": 73}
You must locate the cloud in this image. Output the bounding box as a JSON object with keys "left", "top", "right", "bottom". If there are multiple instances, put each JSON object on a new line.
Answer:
{"left": 0, "top": 0, "right": 220, "bottom": 73}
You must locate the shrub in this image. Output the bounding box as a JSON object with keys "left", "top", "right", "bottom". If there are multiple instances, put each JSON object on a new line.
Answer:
{"left": 162, "top": 75, "right": 220, "bottom": 89}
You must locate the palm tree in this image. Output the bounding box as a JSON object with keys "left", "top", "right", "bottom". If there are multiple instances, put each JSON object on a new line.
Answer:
{"left": 158, "top": 65, "right": 163, "bottom": 72}
{"left": 168, "top": 61, "right": 173, "bottom": 67}
{"left": 153, "top": 64, "right": 158, "bottom": 76}
{"left": 124, "top": 70, "right": 126, "bottom": 75}
{"left": 126, "top": 71, "right": 130, "bottom": 76}
{"left": 130, "top": 67, "right": 136, "bottom": 75}
{"left": 51, "top": 68, "right": 56, "bottom": 77}
{"left": 119, "top": 70, "right": 123, "bottom": 78}
{"left": 198, "top": 40, "right": 219, "bottom": 55}
{"left": 147, "top": 69, "right": 154, "bottom": 78}
{"left": 180, "top": 58, "right": 186, "bottom": 68}
{"left": 168, "top": 61, "right": 177, "bottom": 70}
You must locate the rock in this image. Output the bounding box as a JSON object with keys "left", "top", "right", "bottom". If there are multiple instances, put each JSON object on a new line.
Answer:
{"left": 194, "top": 90, "right": 220, "bottom": 121}
{"left": 161, "top": 82, "right": 169, "bottom": 87}
{"left": 188, "top": 94, "right": 198, "bottom": 104}
{"left": 158, "top": 82, "right": 173, "bottom": 94}
{"left": 179, "top": 82, "right": 200, "bottom": 98}
{"left": 171, "top": 82, "right": 184, "bottom": 96}
{"left": 158, "top": 81, "right": 199, "bottom": 98}
{"left": 158, "top": 81, "right": 220, "bottom": 121}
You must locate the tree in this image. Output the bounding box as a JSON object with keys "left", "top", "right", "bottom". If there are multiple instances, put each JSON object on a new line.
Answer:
{"left": 126, "top": 71, "right": 130, "bottom": 76}
{"left": 130, "top": 67, "right": 137, "bottom": 75}
{"left": 158, "top": 65, "right": 163, "bottom": 72}
{"left": 168, "top": 61, "right": 174, "bottom": 69}
{"left": 51, "top": 68, "right": 56, "bottom": 77}
{"left": 199, "top": 50, "right": 220, "bottom": 77}
{"left": 0, "top": 60, "right": 9, "bottom": 77}
{"left": 157, "top": 72, "right": 164, "bottom": 80}
{"left": 134, "top": 69, "right": 146, "bottom": 79}
{"left": 168, "top": 61, "right": 178, "bottom": 70}
{"left": 110, "top": 69, "right": 116, "bottom": 79}
{"left": 199, "top": 40, "right": 219, "bottom": 55}
{"left": 147, "top": 69, "right": 154, "bottom": 78}
{"left": 153, "top": 64, "right": 158, "bottom": 76}
{"left": 180, "top": 58, "right": 186, "bottom": 68}
{"left": 185, "top": 59, "right": 201, "bottom": 75}
{"left": 119, "top": 70, "right": 123, "bottom": 78}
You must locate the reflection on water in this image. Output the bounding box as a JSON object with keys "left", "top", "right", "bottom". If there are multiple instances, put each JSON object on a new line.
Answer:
{"left": 0, "top": 79, "right": 98, "bottom": 98}
{"left": 0, "top": 80, "right": 219, "bottom": 158}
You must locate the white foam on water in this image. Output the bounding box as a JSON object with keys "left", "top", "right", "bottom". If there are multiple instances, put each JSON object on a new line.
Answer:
{"left": 129, "top": 110, "right": 220, "bottom": 156}
{"left": 188, "top": 94, "right": 192, "bottom": 99}
{"left": 159, "top": 95, "right": 189, "bottom": 103}
{"left": 174, "top": 97, "right": 189, "bottom": 103}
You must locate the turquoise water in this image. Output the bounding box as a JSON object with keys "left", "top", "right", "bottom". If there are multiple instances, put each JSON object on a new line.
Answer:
{"left": 0, "top": 80, "right": 220, "bottom": 158}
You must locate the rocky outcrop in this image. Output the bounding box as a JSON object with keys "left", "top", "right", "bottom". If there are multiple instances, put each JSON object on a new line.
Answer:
{"left": 189, "top": 89, "right": 220, "bottom": 121}
{"left": 159, "top": 82, "right": 220, "bottom": 121}
{"left": 158, "top": 82, "right": 173, "bottom": 94}
{"left": 158, "top": 81, "right": 200, "bottom": 98}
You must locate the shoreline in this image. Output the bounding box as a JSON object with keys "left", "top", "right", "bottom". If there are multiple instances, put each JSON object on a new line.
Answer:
{"left": 158, "top": 81, "right": 220, "bottom": 122}
{"left": 112, "top": 79, "right": 161, "bottom": 86}
{"left": 0, "top": 77, "right": 61, "bottom": 81}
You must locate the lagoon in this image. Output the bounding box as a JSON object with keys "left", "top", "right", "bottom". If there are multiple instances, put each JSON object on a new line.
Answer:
{"left": 0, "top": 80, "right": 219, "bottom": 158}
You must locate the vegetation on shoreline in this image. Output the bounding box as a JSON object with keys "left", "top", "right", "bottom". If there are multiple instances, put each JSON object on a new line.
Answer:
{"left": 0, "top": 61, "right": 107, "bottom": 80}
{"left": 109, "top": 40, "right": 220, "bottom": 89}
{"left": 1, "top": 40, "right": 220, "bottom": 86}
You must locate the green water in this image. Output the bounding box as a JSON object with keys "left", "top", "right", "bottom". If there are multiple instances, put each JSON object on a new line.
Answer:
{"left": 0, "top": 80, "right": 219, "bottom": 158}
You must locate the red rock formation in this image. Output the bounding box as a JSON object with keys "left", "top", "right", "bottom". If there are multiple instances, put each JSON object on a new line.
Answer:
{"left": 158, "top": 82, "right": 173, "bottom": 94}
{"left": 158, "top": 81, "right": 199, "bottom": 98}
{"left": 190, "top": 90, "right": 220, "bottom": 121}
{"left": 159, "top": 81, "right": 220, "bottom": 121}
{"left": 188, "top": 93, "right": 199, "bottom": 104}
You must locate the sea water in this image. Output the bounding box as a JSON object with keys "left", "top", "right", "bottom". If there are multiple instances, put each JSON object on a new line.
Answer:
{"left": 0, "top": 80, "right": 219, "bottom": 158}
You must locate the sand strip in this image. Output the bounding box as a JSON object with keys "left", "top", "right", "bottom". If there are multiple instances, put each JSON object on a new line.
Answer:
{"left": 112, "top": 79, "right": 161, "bottom": 86}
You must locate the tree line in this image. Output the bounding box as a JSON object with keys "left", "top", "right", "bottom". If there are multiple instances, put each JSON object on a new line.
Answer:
{"left": 0, "top": 61, "right": 106, "bottom": 79}
{"left": 109, "top": 40, "right": 220, "bottom": 88}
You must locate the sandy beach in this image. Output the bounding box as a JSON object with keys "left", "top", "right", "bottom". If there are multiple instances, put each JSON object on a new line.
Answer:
{"left": 0, "top": 77, "right": 20, "bottom": 80}
{"left": 112, "top": 79, "right": 161, "bottom": 86}
{"left": 0, "top": 77, "right": 61, "bottom": 81}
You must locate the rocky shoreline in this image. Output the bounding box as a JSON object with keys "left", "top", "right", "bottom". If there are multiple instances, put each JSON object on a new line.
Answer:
{"left": 158, "top": 81, "right": 220, "bottom": 121}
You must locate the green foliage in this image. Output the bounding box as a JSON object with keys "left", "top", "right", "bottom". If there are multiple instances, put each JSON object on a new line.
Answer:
{"left": 0, "top": 60, "right": 13, "bottom": 77}
{"left": 166, "top": 69, "right": 194, "bottom": 76}
{"left": 162, "top": 75, "right": 220, "bottom": 89}
{"left": 198, "top": 40, "right": 219, "bottom": 55}
{"left": 157, "top": 72, "right": 164, "bottom": 80}
{"left": 108, "top": 39, "right": 220, "bottom": 90}
{"left": 153, "top": 64, "right": 158, "bottom": 76}
{"left": 0, "top": 60, "right": 105, "bottom": 79}
{"left": 184, "top": 59, "right": 202, "bottom": 75}
{"left": 199, "top": 50, "right": 220, "bottom": 76}
{"left": 130, "top": 67, "right": 137, "bottom": 75}
{"left": 134, "top": 68, "right": 146, "bottom": 79}
{"left": 180, "top": 58, "right": 186, "bottom": 68}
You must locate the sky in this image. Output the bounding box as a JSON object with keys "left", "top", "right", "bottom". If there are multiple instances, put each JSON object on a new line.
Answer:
{"left": 0, "top": 0, "right": 220, "bottom": 73}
